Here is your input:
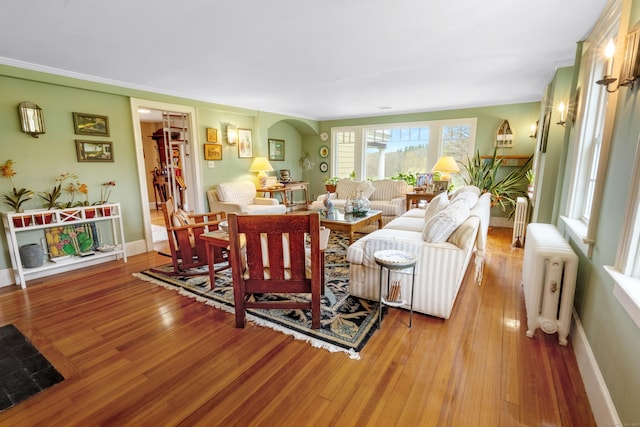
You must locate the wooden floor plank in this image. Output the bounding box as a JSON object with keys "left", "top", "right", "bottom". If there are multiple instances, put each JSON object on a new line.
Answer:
{"left": 0, "top": 227, "right": 596, "bottom": 426}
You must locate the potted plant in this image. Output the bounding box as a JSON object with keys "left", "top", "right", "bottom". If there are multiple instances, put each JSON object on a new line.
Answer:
{"left": 323, "top": 176, "right": 339, "bottom": 192}
{"left": 1, "top": 160, "right": 34, "bottom": 227}
{"left": 96, "top": 181, "right": 116, "bottom": 216}
{"left": 460, "top": 148, "right": 532, "bottom": 217}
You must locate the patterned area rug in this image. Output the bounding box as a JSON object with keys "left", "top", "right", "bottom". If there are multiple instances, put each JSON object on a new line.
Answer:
{"left": 134, "top": 232, "right": 380, "bottom": 359}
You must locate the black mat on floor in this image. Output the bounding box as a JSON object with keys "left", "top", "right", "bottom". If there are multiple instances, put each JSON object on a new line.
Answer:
{"left": 0, "top": 324, "right": 64, "bottom": 412}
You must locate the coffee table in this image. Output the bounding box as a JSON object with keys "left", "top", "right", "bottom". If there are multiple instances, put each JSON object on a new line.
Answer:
{"left": 320, "top": 210, "right": 383, "bottom": 244}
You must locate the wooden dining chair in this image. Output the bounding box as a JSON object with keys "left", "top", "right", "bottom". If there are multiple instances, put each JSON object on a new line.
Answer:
{"left": 227, "top": 212, "right": 323, "bottom": 329}
{"left": 155, "top": 198, "right": 227, "bottom": 275}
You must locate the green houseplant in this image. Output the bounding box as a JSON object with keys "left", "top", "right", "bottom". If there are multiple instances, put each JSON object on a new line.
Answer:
{"left": 1, "top": 160, "right": 34, "bottom": 213}
{"left": 460, "top": 149, "right": 532, "bottom": 217}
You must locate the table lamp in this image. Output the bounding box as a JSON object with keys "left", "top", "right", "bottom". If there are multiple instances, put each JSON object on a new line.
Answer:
{"left": 431, "top": 156, "right": 460, "bottom": 180}
{"left": 249, "top": 157, "right": 274, "bottom": 188}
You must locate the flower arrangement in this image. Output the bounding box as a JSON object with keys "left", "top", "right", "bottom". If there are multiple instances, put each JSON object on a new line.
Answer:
{"left": 76, "top": 183, "right": 90, "bottom": 206}
{"left": 55, "top": 172, "right": 81, "bottom": 208}
{"left": 98, "top": 181, "right": 116, "bottom": 204}
{"left": 1, "top": 159, "right": 34, "bottom": 212}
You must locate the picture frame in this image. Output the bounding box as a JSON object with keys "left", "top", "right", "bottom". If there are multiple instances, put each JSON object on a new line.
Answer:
{"left": 433, "top": 179, "right": 449, "bottom": 193}
{"left": 238, "top": 128, "right": 253, "bottom": 158}
{"left": 539, "top": 110, "right": 551, "bottom": 153}
{"left": 73, "top": 112, "right": 110, "bottom": 136}
{"left": 206, "top": 127, "right": 217, "bottom": 142}
{"left": 204, "top": 143, "right": 222, "bottom": 160}
{"left": 75, "top": 140, "right": 113, "bottom": 162}
{"left": 268, "top": 138, "right": 285, "bottom": 161}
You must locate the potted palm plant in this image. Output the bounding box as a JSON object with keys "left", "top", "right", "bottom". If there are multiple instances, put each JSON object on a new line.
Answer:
{"left": 460, "top": 149, "right": 532, "bottom": 217}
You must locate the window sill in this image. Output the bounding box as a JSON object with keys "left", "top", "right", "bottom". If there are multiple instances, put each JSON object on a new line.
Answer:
{"left": 560, "top": 216, "right": 592, "bottom": 258}
{"left": 605, "top": 266, "right": 640, "bottom": 330}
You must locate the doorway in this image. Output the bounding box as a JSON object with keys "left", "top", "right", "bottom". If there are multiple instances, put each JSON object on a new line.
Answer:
{"left": 130, "top": 99, "right": 204, "bottom": 253}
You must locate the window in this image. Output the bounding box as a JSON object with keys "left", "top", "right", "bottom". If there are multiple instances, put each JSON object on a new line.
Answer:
{"left": 332, "top": 119, "right": 476, "bottom": 183}
{"left": 562, "top": 0, "right": 620, "bottom": 257}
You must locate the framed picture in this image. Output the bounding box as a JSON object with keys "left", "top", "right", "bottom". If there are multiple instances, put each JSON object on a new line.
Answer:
{"left": 204, "top": 143, "right": 222, "bottom": 160}
{"left": 539, "top": 110, "right": 551, "bottom": 153}
{"left": 75, "top": 140, "right": 113, "bottom": 162}
{"left": 72, "top": 112, "right": 110, "bottom": 136}
{"left": 206, "top": 128, "right": 217, "bottom": 142}
{"left": 433, "top": 180, "right": 449, "bottom": 193}
{"left": 238, "top": 128, "right": 253, "bottom": 158}
{"left": 268, "top": 138, "right": 285, "bottom": 161}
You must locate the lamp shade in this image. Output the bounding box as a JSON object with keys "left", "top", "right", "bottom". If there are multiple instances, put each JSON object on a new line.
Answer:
{"left": 249, "top": 157, "right": 274, "bottom": 173}
{"left": 431, "top": 156, "right": 460, "bottom": 174}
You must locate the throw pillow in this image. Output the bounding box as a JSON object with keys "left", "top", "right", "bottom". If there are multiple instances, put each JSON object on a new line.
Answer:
{"left": 422, "top": 203, "right": 471, "bottom": 243}
{"left": 451, "top": 185, "right": 481, "bottom": 198}
{"left": 335, "top": 179, "right": 362, "bottom": 199}
{"left": 359, "top": 180, "right": 376, "bottom": 199}
{"left": 424, "top": 191, "right": 449, "bottom": 223}
{"left": 450, "top": 190, "right": 479, "bottom": 209}
{"left": 172, "top": 209, "right": 192, "bottom": 227}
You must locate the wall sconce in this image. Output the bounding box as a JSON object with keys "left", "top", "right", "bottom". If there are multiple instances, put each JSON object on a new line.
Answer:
{"left": 18, "top": 102, "right": 45, "bottom": 138}
{"left": 596, "top": 26, "right": 640, "bottom": 93}
{"left": 556, "top": 102, "right": 567, "bottom": 127}
{"left": 495, "top": 119, "right": 514, "bottom": 147}
{"left": 226, "top": 124, "right": 237, "bottom": 145}
{"left": 529, "top": 121, "right": 538, "bottom": 138}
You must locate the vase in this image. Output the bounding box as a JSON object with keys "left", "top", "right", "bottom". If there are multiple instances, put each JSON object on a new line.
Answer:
{"left": 34, "top": 212, "right": 54, "bottom": 225}
{"left": 353, "top": 191, "right": 370, "bottom": 217}
{"left": 19, "top": 243, "right": 44, "bottom": 268}
{"left": 12, "top": 215, "right": 32, "bottom": 228}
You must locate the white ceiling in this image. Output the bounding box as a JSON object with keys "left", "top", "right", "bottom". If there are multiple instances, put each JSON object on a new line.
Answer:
{"left": 1, "top": 0, "right": 607, "bottom": 121}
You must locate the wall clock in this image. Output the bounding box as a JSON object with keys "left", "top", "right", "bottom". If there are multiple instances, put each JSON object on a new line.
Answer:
{"left": 319, "top": 162, "right": 328, "bottom": 173}
{"left": 320, "top": 132, "right": 328, "bottom": 141}
{"left": 319, "top": 146, "right": 329, "bottom": 158}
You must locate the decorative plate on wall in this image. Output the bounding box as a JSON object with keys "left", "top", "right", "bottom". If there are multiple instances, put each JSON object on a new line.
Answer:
{"left": 320, "top": 131, "right": 329, "bottom": 141}
{"left": 319, "top": 146, "right": 329, "bottom": 158}
{"left": 319, "top": 161, "right": 328, "bottom": 173}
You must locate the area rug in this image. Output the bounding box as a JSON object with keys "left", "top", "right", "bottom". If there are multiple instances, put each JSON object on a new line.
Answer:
{"left": 134, "top": 232, "right": 380, "bottom": 359}
{"left": 0, "top": 324, "right": 64, "bottom": 412}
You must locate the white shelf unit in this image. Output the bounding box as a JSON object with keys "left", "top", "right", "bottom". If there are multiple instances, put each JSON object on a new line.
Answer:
{"left": 2, "top": 203, "right": 127, "bottom": 288}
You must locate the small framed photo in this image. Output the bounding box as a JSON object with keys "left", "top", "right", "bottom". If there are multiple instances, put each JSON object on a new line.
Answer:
{"left": 238, "top": 128, "right": 253, "bottom": 158}
{"left": 268, "top": 138, "right": 285, "bottom": 161}
{"left": 204, "top": 143, "right": 222, "bottom": 160}
{"left": 433, "top": 180, "right": 449, "bottom": 193}
{"left": 73, "top": 112, "right": 110, "bottom": 136}
{"left": 206, "top": 127, "right": 217, "bottom": 142}
{"left": 75, "top": 140, "right": 113, "bottom": 162}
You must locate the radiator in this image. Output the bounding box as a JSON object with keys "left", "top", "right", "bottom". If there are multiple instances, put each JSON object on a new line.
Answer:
{"left": 512, "top": 197, "right": 529, "bottom": 247}
{"left": 522, "top": 223, "right": 578, "bottom": 345}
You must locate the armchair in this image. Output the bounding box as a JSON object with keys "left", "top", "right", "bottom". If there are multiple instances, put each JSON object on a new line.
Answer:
{"left": 207, "top": 181, "right": 287, "bottom": 214}
{"left": 227, "top": 212, "right": 323, "bottom": 329}
{"left": 153, "top": 198, "right": 227, "bottom": 275}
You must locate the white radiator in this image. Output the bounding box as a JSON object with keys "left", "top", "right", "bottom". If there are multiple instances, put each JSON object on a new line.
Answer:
{"left": 522, "top": 223, "right": 578, "bottom": 345}
{"left": 512, "top": 197, "right": 529, "bottom": 247}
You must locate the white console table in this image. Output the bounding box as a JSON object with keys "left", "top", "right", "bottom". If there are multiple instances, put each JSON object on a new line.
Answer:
{"left": 2, "top": 203, "right": 127, "bottom": 288}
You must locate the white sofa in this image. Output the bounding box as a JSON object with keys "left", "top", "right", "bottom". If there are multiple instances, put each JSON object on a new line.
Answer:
{"left": 347, "top": 188, "right": 491, "bottom": 319}
{"left": 310, "top": 179, "right": 409, "bottom": 227}
{"left": 207, "top": 181, "right": 287, "bottom": 214}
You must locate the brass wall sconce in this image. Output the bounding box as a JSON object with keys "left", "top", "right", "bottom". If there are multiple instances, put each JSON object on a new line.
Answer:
{"left": 226, "top": 124, "right": 237, "bottom": 145}
{"left": 596, "top": 25, "right": 640, "bottom": 93}
{"left": 556, "top": 102, "right": 567, "bottom": 127}
{"left": 529, "top": 121, "right": 538, "bottom": 138}
{"left": 18, "top": 101, "right": 46, "bottom": 138}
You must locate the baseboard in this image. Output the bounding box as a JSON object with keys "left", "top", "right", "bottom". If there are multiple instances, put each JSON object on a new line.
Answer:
{"left": 571, "top": 310, "right": 621, "bottom": 426}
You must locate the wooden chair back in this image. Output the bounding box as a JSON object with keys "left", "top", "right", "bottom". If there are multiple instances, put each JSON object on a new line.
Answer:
{"left": 227, "top": 212, "right": 322, "bottom": 329}
{"left": 158, "top": 198, "right": 226, "bottom": 274}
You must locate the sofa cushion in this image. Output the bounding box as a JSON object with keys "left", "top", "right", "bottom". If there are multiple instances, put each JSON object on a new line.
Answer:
{"left": 424, "top": 191, "right": 449, "bottom": 222}
{"left": 218, "top": 182, "right": 256, "bottom": 205}
{"left": 370, "top": 179, "right": 407, "bottom": 201}
{"left": 172, "top": 209, "right": 192, "bottom": 227}
{"left": 335, "top": 179, "right": 362, "bottom": 199}
{"left": 422, "top": 203, "right": 470, "bottom": 243}
{"left": 447, "top": 216, "right": 480, "bottom": 250}
{"left": 451, "top": 185, "right": 481, "bottom": 198}
{"left": 385, "top": 215, "right": 425, "bottom": 232}
{"left": 360, "top": 180, "right": 376, "bottom": 199}
{"left": 450, "top": 190, "right": 479, "bottom": 209}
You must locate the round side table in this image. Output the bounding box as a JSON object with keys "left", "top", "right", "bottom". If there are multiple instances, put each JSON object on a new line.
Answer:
{"left": 374, "top": 249, "right": 417, "bottom": 328}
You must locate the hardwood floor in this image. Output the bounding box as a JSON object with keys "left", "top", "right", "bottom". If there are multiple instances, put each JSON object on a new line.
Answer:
{"left": 0, "top": 227, "right": 595, "bottom": 426}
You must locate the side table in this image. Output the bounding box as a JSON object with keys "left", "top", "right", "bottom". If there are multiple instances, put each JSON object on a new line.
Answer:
{"left": 374, "top": 249, "right": 417, "bottom": 328}
{"left": 405, "top": 192, "right": 437, "bottom": 211}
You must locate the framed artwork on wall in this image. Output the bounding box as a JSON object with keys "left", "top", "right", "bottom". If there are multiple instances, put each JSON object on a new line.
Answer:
{"left": 204, "top": 143, "right": 222, "bottom": 160}
{"left": 75, "top": 140, "right": 113, "bottom": 162}
{"left": 238, "top": 128, "right": 253, "bottom": 158}
{"left": 268, "top": 138, "right": 285, "bottom": 161}
{"left": 72, "top": 112, "right": 110, "bottom": 136}
{"left": 206, "top": 128, "right": 217, "bottom": 142}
